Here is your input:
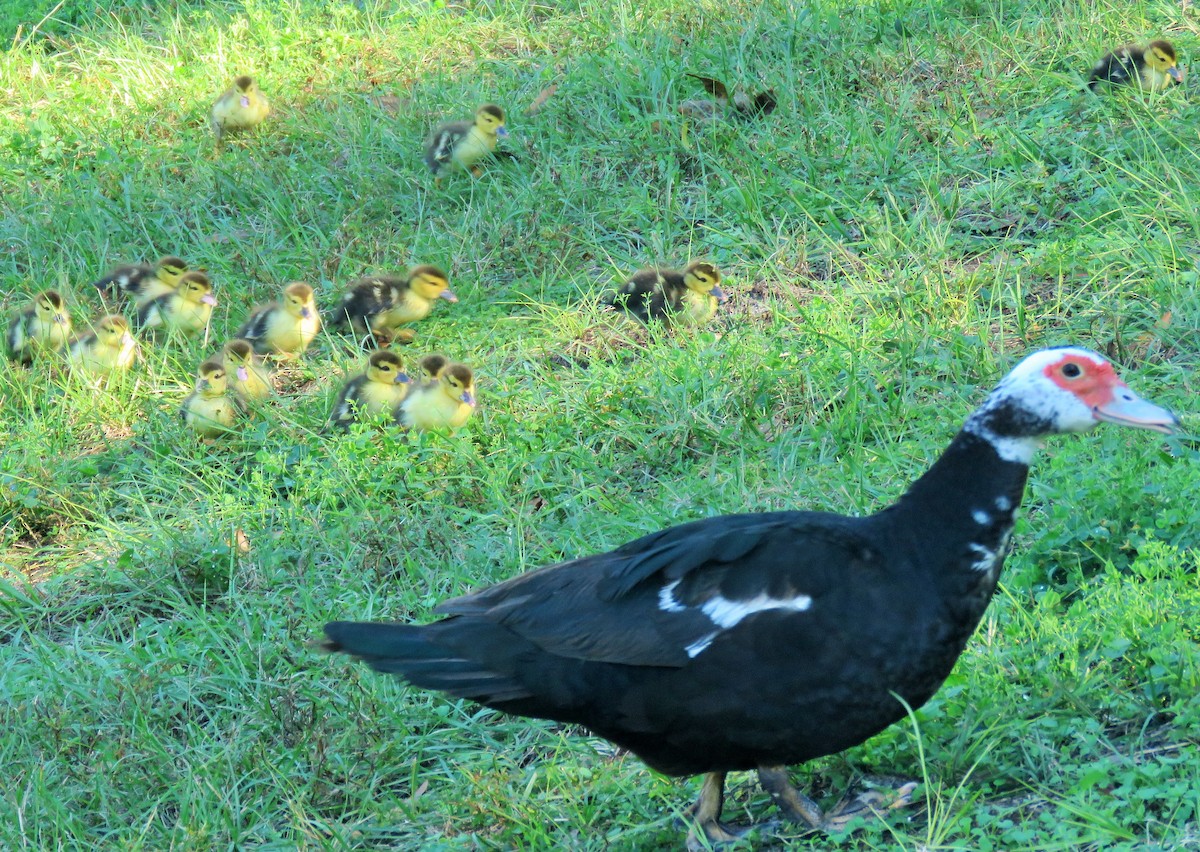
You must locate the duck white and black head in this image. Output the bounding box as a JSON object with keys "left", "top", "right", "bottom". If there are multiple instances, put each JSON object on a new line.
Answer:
{"left": 964, "top": 347, "right": 1177, "bottom": 464}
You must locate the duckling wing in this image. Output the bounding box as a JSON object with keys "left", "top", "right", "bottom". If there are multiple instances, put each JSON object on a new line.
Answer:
{"left": 424, "top": 120, "right": 472, "bottom": 171}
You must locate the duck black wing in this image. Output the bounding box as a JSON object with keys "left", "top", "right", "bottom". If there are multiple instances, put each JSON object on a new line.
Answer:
{"left": 326, "top": 510, "right": 878, "bottom": 695}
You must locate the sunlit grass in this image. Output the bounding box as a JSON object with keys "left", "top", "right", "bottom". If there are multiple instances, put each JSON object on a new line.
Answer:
{"left": 1, "top": 0, "right": 1198, "bottom": 847}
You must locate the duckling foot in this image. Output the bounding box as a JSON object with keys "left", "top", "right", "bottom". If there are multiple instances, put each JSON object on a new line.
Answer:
{"left": 757, "top": 766, "right": 917, "bottom": 832}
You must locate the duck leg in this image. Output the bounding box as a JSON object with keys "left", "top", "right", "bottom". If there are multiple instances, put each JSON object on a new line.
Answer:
{"left": 684, "top": 772, "right": 762, "bottom": 850}
{"left": 756, "top": 766, "right": 825, "bottom": 827}
{"left": 757, "top": 766, "right": 918, "bottom": 831}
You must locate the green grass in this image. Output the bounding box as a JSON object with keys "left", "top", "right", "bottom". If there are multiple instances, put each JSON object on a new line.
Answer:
{"left": 2, "top": 0, "right": 1199, "bottom": 847}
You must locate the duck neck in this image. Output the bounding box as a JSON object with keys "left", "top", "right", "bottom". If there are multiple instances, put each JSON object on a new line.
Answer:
{"left": 889, "top": 429, "right": 1031, "bottom": 528}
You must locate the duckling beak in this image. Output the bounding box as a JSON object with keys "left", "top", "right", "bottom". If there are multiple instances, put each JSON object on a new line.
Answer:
{"left": 711, "top": 284, "right": 729, "bottom": 303}
{"left": 55, "top": 315, "right": 69, "bottom": 325}
{"left": 240, "top": 95, "right": 250, "bottom": 108}
{"left": 237, "top": 366, "right": 249, "bottom": 382}
{"left": 301, "top": 307, "right": 313, "bottom": 319}
{"left": 439, "top": 289, "right": 458, "bottom": 303}
{"left": 198, "top": 379, "right": 211, "bottom": 391}
{"left": 1093, "top": 389, "right": 1178, "bottom": 435}
{"left": 396, "top": 372, "right": 412, "bottom": 385}
{"left": 496, "top": 126, "right": 509, "bottom": 139}
{"left": 461, "top": 390, "right": 476, "bottom": 406}
{"left": 1168, "top": 66, "right": 1183, "bottom": 83}
{"left": 202, "top": 293, "right": 218, "bottom": 306}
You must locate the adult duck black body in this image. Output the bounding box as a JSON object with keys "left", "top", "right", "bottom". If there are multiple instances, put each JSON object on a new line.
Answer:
{"left": 324, "top": 347, "right": 1177, "bottom": 849}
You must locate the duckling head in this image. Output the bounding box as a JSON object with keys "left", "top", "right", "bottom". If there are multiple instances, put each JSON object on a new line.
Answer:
{"left": 683, "top": 261, "right": 727, "bottom": 303}
{"left": 178, "top": 271, "right": 217, "bottom": 306}
{"left": 1147, "top": 40, "right": 1183, "bottom": 83}
{"left": 442, "top": 363, "right": 476, "bottom": 406}
{"left": 156, "top": 256, "right": 189, "bottom": 285}
{"left": 475, "top": 104, "right": 509, "bottom": 139}
{"left": 418, "top": 353, "right": 448, "bottom": 383}
{"left": 410, "top": 265, "right": 457, "bottom": 302}
{"left": 282, "top": 282, "right": 316, "bottom": 319}
{"left": 97, "top": 315, "right": 133, "bottom": 347}
{"left": 235, "top": 75, "right": 258, "bottom": 106}
{"left": 36, "top": 290, "right": 69, "bottom": 325}
{"left": 222, "top": 338, "right": 255, "bottom": 381}
{"left": 196, "top": 359, "right": 228, "bottom": 396}
{"left": 366, "top": 350, "right": 412, "bottom": 385}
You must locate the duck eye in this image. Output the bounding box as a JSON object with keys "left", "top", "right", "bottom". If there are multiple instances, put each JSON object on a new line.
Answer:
{"left": 1062, "top": 362, "right": 1082, "bottom": 379}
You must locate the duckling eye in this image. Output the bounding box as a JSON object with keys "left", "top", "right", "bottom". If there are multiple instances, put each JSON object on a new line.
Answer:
{"left": 1061, "top": 362, "right": 1082, "bottom": 379}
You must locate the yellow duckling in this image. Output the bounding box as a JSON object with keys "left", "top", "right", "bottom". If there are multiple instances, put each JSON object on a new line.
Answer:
{"left": 220, "top": 338, "right": 273, "bottom": 402}
{"left": 180, "top": 359, "right": 242, "bottom": 438}
{"left": 236, "top": 282, "right": 321, "bottom": 358}
{"left": 1090, "top": 40, "right": 1183, "bottom": 91}
{"left": 7, "top": 290, "right": 72, "bottom": 365}
{"left": 416, "top": 352, "right": 448, "bottom": 387}
{"left": 329, "top": 350, "right": 414, "bottom": 431}
{"left": 607, "top": 261, "right": 727, "bottom": 327}
{"left": 211, "top": 75, "right": 270, "bottom": 149}
{"left": 331, "top": 266, "right": 457, "bottom": 344}
{"left": 67, "top": 315, "right": 138, "bottom": 377}
{"left": 136, "top": 271, "right": 217, "bottom": 339}
{"left": 424, "top": 104, "right": 508, "bottom": 181}
{"left": 396, "top": 362, "right": 476, "bottom": 432}
{"left": 92, "top": 256, "right": 189, "bottom": 307}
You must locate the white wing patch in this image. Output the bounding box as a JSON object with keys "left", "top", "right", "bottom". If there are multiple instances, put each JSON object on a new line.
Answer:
{"left": 700, "top": 592, "right": 813, "bottom": 628}
{"left": 685, "top": 632, "right": 719, "bottom": 658}
{"left": 658, "top": 579, "right": 686, "bottom": 613}
{"left": 972, "top": 509, "right": 991, "bottom": 526}
{"left": 658, "top": 580, "right": 814, "bottom": 658}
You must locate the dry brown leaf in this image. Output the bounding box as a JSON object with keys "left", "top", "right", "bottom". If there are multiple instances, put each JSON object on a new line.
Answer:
{"left": 525, "top": 83, "right": 558, "bottom": 115}
{"left": 376, "top": 95, "right": 404, "bottom": 114}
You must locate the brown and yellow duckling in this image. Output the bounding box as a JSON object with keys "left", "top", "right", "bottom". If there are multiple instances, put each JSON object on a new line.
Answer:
{"left": 135, "top": 271, "right": 217, "bottom": 339}
{"left": 67, "top": 315, "right": 138, "bottom": 377}
{"left": 424, "top": 104, "right": 508, "bottom": 181}
{"left": 329, "top": 350, "right": 414, "bottom": 431}
{"left": 212, "top": 75, "right": 270, "bottom": 149}
{"left": 1090, "top": 40, "right": 1183, "bottom": 91}
{"left": 607, "top": 261, "right": 727, "bottom": 327}
{"left": 396, "top": 362, "right": 476, "bottom": 432}
{"left": 7, "top": 290, "right": 72, "bottom": 365}
{"left": 416, "top": 353, "right": 448, "bottom": 387}
{"left": 330, "top": 265, "right": 456, "bottom": 346}
{"left": 221, "top": 338, "right": 273, "bottom": 402}
{"left": 92, "top": 256, "right": 189, "bottom": 306}
{"left": 180, "top": 359, "right": 242, "bottom": 438}
{"left": 236, "top": 282, "right": 321, "bottom": 358}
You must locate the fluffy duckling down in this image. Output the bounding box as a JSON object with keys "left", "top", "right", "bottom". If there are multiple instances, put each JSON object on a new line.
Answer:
{"left": 67, "top": 315, "right": 138, "bottom": 377}
{"left": 136, "top": 271, "right": 217, "bottom": 339}
{"left": 607, "top": 261, "right": 727, "bottom": 327}
{"left": 416, "top": 353, "right": 448, "bottom": 387}
{"left": 7, "top": 290, "right": 72, "bottom": 365}
{"left": 424, "top": 104, "right": 508, "bottom": 180}
{"left": 1090, "top": 40, "right": 1183, "bottom": 91}
{"left": 396, "top": 362, "right": 476, "bottom": 432}
{"left": 221, "top": 339, "right": 273, "bottom": 402}
{"left": 236, "top": 283, "right": 321, "bottom": 357}
{"left": 181, "top": 359, "right": 241, "bottom": 438}
{"left": 212, "top": 75, "right": 270, "bottom": 148}
{"left": 92, "top": 256, "right": 188, "bottom": 307}
{"left": 329, "top": 350, "right": 413, "bottom": 431}
{"left": 331, "top": 265, "right": 456, "bottom": 344}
